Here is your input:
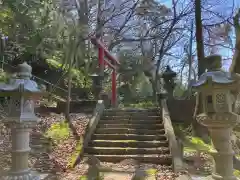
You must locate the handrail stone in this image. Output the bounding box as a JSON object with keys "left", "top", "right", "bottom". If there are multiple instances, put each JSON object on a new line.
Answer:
{"left": 161, "top": 98, "right": 183, "bottom": 172}
{"left": 73, "top": 100, "right": 105, "bottom": 167}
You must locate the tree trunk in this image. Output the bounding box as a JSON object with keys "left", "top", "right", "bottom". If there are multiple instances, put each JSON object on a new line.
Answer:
{"left": 229, "top": 9, "right": 240, "bottom": 73}
{"left": 195, "top": 0, "right": 205, "bottom": 77}
{"left": 193, "top": 0, "right": 209, "bottom": 142}
{"left": 95, "top": 0, "right": 104, "bottom": 39}
{"left": 187, "top": 21, "right": 194, "bottom": 90}
{"left": 228, "top": 9, "right": 240, "bottom": 169}
{"left": 65, "top": 64, "right": 79, "bottom": 140}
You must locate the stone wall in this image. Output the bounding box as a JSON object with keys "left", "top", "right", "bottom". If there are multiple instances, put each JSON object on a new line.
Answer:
{"left": 167, "top": 99, "right": 195, "bottom": 124}
{"left": 56, "top": 100, "right": 97, "bottom": 113}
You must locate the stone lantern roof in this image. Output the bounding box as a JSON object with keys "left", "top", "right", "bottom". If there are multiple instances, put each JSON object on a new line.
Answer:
{"left": 17, "top": 61, "right": 32, "bottom": 78}
{"left": 192, "top": 55, "right": 240, "bottom": 89}
{"left": 0, "top": 62, "right": 42, "bottom": 95}
{"left": 192, "top": 70, "right": 236, "bottom": 88}
{"left": 161, "top": 65, "right": 177, "bottom": 79}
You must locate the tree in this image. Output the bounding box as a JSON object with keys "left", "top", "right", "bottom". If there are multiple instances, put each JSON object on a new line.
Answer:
{"left": 117, "top": 49, "right": 148, "bottom": 102}
{"left": 192, "top": 0, "right": 210, "bottom": 141}
{"left": 191, "top": 0, "right": 236, "bottom": 141}
{"left": 229, "top": 9, "right": 240, "bottom": 73}
{"left": 50, "top": 2, "right": 88, "bottom": 140}
{"left": 114, "top": 0, "right": 193, "bottom": 101}
{"left": 195, "top": 0, "right": 205, "bottom": 76}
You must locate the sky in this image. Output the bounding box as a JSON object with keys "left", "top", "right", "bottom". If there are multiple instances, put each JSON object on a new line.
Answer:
{"left": 222, "top": 0, "right": 240, "bottom": 70}
{"left": 160, "top": 0, "right": 240, "bottom": 72}
{"left": 103, "top": 0, "right": 240, "bottom": 77}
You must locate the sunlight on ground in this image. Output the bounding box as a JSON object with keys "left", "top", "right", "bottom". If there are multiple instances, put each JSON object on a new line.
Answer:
{"left": 79, "top": 175, "right": 87, "bottom": 180}
{"left": 146, "top": 168, "right": 158, "bottom": 176}
{"left": 43, "top": 120, "right": 84, "bottom": 170}
{"left": 45, "top": 121, "right": 70, "bottom": 141}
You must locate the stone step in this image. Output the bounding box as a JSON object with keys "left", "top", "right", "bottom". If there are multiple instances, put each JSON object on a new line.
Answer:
{"left": 97, "top": 123, "right": 164, "bottom": 129}
{"left": 30, "top": 145, "right": 46, "bottom": 152}
{"left": 95, "top": 128, "right": 165, "bottom": 135}
{"left": 30, "top": 139, "right": 51, "bottom": 145}
{"left": 99, "top": 119, "right": 162, "bottom": 124}
{"left": 33, "top": 167, "right": 55, "bottom": 173}
{"left": 104, "top": 108, "right": 159, "bottom": 113}
{"left": 84, "top": 108, "right": 171, "bottom": 165}
{"left": 103, "top": 172, "right": 134, "bottom": 180}
{"left": 103, "top": 112, "right": 159, "bottom": 117}
{"left": 88, "top": 140, "right": 169, "bottom": 148}
{"left": 31, "top": 134, "right": 51, "bottom": 138}
{"left": 31, "top": 136, "right": 51, "bottom": 141}
{"left": 102, "top": 114, "right": 160, "bottom": 119}
{"left": 92, "top": 134, "right": 167, "bottom": 141}
{"left": 84, "top": 154, "right": 172, "bottom": 164}
{"left": 33, "top": 154, "right": 56, "bottom": 172}
{"left": 85, "top": 147, "right": 170, "bottom": 155}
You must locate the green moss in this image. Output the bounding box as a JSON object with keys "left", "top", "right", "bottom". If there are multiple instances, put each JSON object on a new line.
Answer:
{"left": 146, "top": 168, "right": 157, "bottom": 176}
{"left": 79, "top": 174, "right": 104, "bottom": 180}
{"left": 68, "top": 137, "right": 83, "bottom": 168}
{"left": 79, "top": 176, "right": 87, "bottom": 180}
{"left": 0, "top": 70, "right": 9, "bottom": 83}
{"left": 44, "top": 121, "right": 70, "bottom": 141}
{"left": 234, "top": 170, "right": 240, "bottom": 177}
{"left": 183, "top": 147, "right": 197, "bottom": 153}
{"left": 182, "top": 136, "right": 214, "bottom": 153}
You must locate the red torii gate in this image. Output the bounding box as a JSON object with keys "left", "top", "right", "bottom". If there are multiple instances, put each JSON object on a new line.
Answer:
{"left": 90, "top": 37, "right": 120, "bottom": 107}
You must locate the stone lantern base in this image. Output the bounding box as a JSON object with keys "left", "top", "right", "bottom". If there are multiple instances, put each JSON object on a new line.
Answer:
{"left": 0, "top": 122, "right": 40, "bottom": 180}
{"left": 1, "top": 171, "right": 40, "bottom": 180}
{"left": 191, "top": 176, "right": 239, "bottom": 180}
{"left": 177, "top": 174, "right": 240, "bottom": 180}
{"left": 196, "top": 113, "right": 239, "bottom": 180}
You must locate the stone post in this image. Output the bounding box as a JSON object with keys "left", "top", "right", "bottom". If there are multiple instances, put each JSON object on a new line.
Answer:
{"left": 48, "top": 84, "right": 53, "bottom": 102}
{"left": 192, "top": 55, "right": 240, "bottom": 180}
{"left": 161, "top": 65, "right": 177, "bottom": 99}
{"left": 0, "top": 62, "right": 43, "bottom": 180}
{"left": 90, "top": 73, "right": 103, "bottom": 100}
{"left": 99, "top": 91, "right": 111, "bottom": 108}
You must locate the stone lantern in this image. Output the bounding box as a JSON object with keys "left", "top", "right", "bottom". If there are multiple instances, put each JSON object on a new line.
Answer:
{"left": 0, "top": 33, "right": 8, "bottom": 54}
{"left": 161, "top": 65, "right": 177, "bottom": 98}
{"left": 192, "top": 55, "right": 240, "bottom": 180}
{"left": 90, "top": 73, "right": 103, "bottom": 99}
{"left": 0, "top": 62, "right": 44, "bottom": 180}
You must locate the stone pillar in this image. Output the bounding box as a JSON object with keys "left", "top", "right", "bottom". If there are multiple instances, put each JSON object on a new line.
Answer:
{"left": 0, "top": 62, "right": 42, "bottom": 180}
{"left": 197, "top": 115, "right": 238, "bottom": 180}
{"left": 210, "top": 127, "right": 235, "bottom": 180}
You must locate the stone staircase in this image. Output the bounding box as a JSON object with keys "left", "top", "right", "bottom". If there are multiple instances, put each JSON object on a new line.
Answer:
{"left": 30, "top": 132, "right": 57, "bottom": 173}
{"left": 84, "top": 108, "right": 172, "bottom": 165}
